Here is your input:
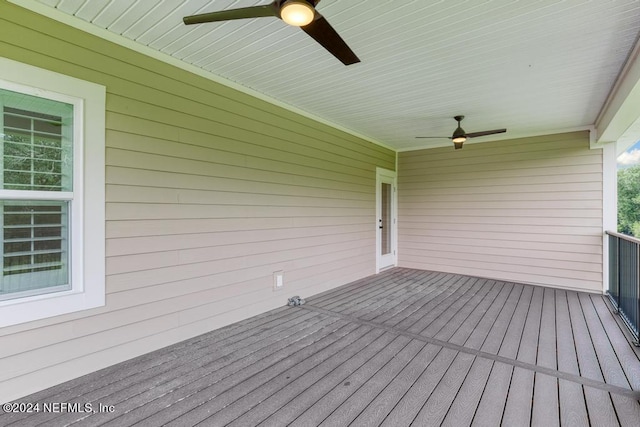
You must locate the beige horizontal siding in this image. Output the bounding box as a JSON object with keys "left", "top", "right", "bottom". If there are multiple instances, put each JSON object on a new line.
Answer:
{"left": 0, "top": 2, "right": 394, "bottom": 402}
{"left": 398, "top": 131, "right": 603, "bottom": 292}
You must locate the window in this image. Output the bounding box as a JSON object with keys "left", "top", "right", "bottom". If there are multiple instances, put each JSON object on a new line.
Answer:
{"left": 0, "top": 57, "right": 105, "bottom": 327}
{"left": 1, "top": 95, "right": 73, "bottom": 301}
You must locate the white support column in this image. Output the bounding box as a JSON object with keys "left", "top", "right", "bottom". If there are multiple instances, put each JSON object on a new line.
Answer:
{"left": 602, "top": 142, "right": 617, "bottom": 293}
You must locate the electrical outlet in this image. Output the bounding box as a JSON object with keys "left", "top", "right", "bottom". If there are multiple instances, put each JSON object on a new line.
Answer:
{"left": 273, "top": 271, "right": 284, "bottom": 291}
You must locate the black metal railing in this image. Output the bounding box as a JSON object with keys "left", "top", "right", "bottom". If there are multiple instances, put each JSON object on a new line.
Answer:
{"left": 606, "top": 231, "right": 640, "bottom": 345}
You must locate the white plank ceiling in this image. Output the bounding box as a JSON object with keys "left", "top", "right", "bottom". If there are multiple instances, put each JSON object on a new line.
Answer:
{"left": 32, "top": 0, "right": 640, "bottom": 150}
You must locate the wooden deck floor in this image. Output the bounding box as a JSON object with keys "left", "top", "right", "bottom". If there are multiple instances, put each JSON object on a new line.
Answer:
{"left": 2, "top": 268, "right": 640, "bottom": 426}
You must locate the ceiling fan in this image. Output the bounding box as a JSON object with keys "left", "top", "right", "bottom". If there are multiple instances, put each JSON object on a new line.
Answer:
{"left": 182, "top": 0, "right": 360, "bottom": 66}
{"left": 416, "top": 116, "right": 507, "bottom": 149}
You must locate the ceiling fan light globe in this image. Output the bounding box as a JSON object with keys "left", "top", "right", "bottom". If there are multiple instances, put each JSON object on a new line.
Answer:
{"left": 452, "top": 136, "right": 466, "bottom": 143}
{"left": 281, "top": 1, "right": 315, "bottom": 26}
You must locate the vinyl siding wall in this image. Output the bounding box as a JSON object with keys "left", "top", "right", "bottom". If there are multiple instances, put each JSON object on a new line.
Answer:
{"left": 0, "top": 3, "right": 394, "bottom": 402}
{"left": 398, "top": 131, "right": 603, "bottom": 293}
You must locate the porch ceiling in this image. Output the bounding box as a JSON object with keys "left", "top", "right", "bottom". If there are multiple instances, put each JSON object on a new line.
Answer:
{"left": 3, "top": 269, "right": 639, "bottom": 425}
{"left": 21, "top": 0, "right": 640, "bottom": 150}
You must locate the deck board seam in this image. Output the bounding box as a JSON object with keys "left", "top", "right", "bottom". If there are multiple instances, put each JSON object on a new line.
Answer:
{"left": 298, "top": 304, "right": 640, "bottom": 400}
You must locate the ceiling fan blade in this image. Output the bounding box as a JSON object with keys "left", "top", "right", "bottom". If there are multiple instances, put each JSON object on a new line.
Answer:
{"left": 415, "top": 136, "right": 451, "bottom": 139}
{"left": 465, "top": 128, "right": 507, "bottom": 138}
{"left": 183, "top": 3, "right": 278, "bottom": 25}
{"left": 301, "top": 14, "right": 360, "bottom": 65}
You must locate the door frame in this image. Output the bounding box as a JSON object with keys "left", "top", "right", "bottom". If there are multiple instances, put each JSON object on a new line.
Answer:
{"left": 376, "top": 167, "right": 398, "bottom": 273}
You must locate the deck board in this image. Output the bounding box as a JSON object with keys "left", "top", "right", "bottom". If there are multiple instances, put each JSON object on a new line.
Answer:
{"left": 3, "top": 267, "right": 640, "bottom": 427}
{"left": 381, "top": 273, "right": 470, "bottom": 328}
{"left": 211, "top": 333, "right": 407, "bottom": 426}
{"left": 440, "top": 356, "right": 494, "bottom": 426}
{"left": 406, "top": 276, "right": 485, "bottom": 336}
{"left": 361, "top": 272, "right": 450, "bottom": 323}
{"left": 568, "top": 291, "right": 618, "bottom": 425}
{"left": 336, "top": 270, "right": 441, "bottom": 318}
{"left": 411, "top": 352, "right": 477, "bottom": 426}
{"left": 579, "top": 291, "right": 634, "bottom": 390}
{"left": 531, "top": 374, "right": 560, "bottom": 426}
{"left": 345, "top": 271, "right": 443, "bottom": 320}
{"left": 463, "top": 281, "right": 511, "bottom": 350}
{"left": 555, "top": 290, "right": 589, "bottom": 425}
{"left": 127, "top": 322, "right": 369, "bottom": 426}
{"left": 308, "top": 339, "right": 423, "bottom": 426}
{"left": 380, "top": 347, "right": 459, "bottom": 427}
{"left": 502, "top": 368, "right": 534, "bottom": 426}
{"left": 348, "top": 343, "right": 443, "bottom": 427}
{"left": 432, "top": 279, "right": 498, "bottom": 342}
{"left": 589, "top": 294, "right": 640, "bottom": 389}
{"left": 532, "top": 288, "right": 560, "bottom": 426}
{"left": 503, "top": 288, "right": 543, "bottom": 426}
{"left": 498, "top": 285, "right": 534, "bottom": 359}
{"left": 1, "top": 307, "right": 318, "bottom": 425}
{"left": 471, "top": 361, "right": 513, "bottom": 426}
{"left": 480, "top": 283, "right": 524, "bottom": 353}
{"left": 77, "top": 316, "right": 350, "bottom": 426}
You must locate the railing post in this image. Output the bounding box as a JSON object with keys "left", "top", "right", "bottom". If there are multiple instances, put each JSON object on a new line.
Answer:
{"left": 637, "top": 245, "right": 640, "bottom": 346}
{"left": 610, "top": 233, "right": 620, "bottom": 312}
{"left": 611, "top": 236, "right": 622, "bottom": 313}
{"left": 616, "top": 236, "right": 620, "bottom": 312}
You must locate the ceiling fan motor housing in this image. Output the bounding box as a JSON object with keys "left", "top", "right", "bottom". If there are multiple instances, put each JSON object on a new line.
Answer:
{"left": 452, "top": 126, "right": 466, "bottom": 139}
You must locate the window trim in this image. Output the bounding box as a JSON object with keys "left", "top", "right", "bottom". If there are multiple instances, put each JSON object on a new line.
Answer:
{"left": 0, "top": 57, "right": 105, "bottom": 327}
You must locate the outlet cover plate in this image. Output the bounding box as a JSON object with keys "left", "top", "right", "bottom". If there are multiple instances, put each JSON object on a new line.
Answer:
{"left": 273, "top": 271, "right": 284, "bottom": 291}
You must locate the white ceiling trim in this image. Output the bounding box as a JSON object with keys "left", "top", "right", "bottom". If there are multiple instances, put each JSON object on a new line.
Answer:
{"left": 8, "top": 0, "right": 396, "bottom": 152}
{"left": 595, "top": 32, "right": 640, "bottom": 150}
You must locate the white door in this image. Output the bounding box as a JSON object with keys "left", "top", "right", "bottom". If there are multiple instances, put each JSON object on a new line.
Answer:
{"left": 376, "top": 168, "right": 397, "bottom": 272}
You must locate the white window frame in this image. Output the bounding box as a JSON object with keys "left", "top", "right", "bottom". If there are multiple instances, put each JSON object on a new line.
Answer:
{"left": 0, "top": 57, "right": 105, "bottom": 327}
